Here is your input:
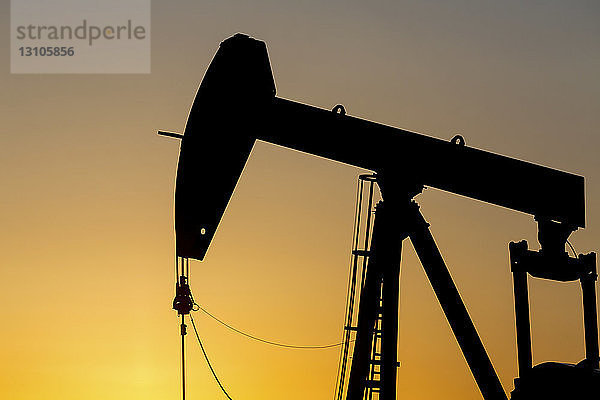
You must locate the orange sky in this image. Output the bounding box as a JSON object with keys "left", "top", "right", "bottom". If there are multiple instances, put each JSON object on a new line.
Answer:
{"left": 1, "top": 1, "right": 599, "bottom": 399}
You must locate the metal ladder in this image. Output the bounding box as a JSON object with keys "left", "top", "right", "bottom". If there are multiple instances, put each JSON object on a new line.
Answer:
{"left": 336, "top": 174, "right": 380, "bottom": 400}
{"left": 365, "top": 292, "right": 385, "bottom": 399}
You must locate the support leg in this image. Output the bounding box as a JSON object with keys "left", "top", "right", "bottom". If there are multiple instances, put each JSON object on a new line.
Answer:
{"left": 581, "top": 261, "right": 599, "bottom": 369}
{"left": 346, "top": 202, "right": 404, "bottom": 400}
{"left": 509, "top": 239, "right": 533, "bottom": 378}
{"left": 380, "top": 204, "right": 403, "bottom": 400}
{"left": 512, "top": 270, "right": 532, "bottom": 376}
{"left": 406, "top": 201, "right": 507, "bottom": 400}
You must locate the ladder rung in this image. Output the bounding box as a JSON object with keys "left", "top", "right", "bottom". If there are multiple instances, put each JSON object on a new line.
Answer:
{"left": 369, "top": 359, "right": 401, "bottom": 367}
{"left": 345, "top": 326, "right": 358, "bottom": 331}
{"left": 352, "top": 249, "right": 371, "bottom": 257}
{"left": 365, "top": 380, "right": 382, "bottom": 388}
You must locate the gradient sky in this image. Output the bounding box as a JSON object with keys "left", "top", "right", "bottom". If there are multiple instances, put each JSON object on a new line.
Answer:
{"left": 1, "top": 1, "right": 599, "bottom": 399}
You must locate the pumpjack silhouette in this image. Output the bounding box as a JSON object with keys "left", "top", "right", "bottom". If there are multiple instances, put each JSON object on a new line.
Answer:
{"left": 161, "top": 33, "right": 599, "bottom": 399}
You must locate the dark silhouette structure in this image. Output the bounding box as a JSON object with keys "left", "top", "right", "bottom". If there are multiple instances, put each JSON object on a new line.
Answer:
{"left": 161, "top": 33, "right": 599, "bottom": 399}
